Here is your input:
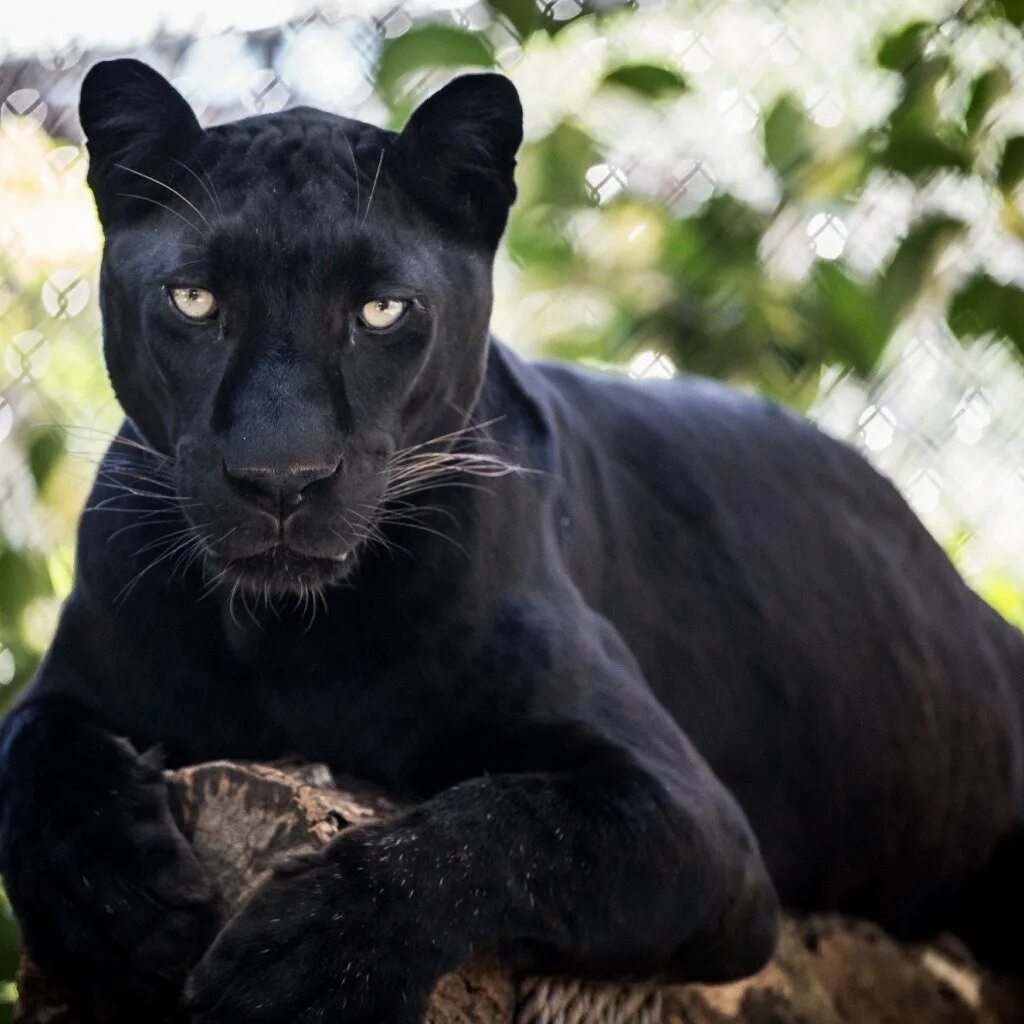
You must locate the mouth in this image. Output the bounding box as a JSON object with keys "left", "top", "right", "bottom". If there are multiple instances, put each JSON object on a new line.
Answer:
{"left": 213, "top": 543, "right": 353, "bottom": 595}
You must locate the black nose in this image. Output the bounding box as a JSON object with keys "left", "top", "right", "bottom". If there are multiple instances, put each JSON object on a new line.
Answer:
{"left": 222, "top": 457, "right": 341, "bottom": 517}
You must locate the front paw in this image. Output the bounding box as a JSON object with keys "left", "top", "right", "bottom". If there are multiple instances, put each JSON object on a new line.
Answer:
{"left": 5, "top": 773, "right": 216, "bottom": 1003}
{"left": 185, "top": 848, "right": 436, "bottom": 1024}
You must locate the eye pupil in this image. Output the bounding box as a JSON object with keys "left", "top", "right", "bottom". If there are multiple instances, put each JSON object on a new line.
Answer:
{"left": 169, "top": 285, "right": 217, "bottom": 322}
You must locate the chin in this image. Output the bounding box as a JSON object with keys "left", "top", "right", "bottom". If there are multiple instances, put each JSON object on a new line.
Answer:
{"left": 212, "top": 544, "right": 355, "bottom": 597}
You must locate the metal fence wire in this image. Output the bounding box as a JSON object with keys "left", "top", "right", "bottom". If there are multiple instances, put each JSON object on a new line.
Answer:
{"left": 2, "top": 0, "right": 1024, "bottom": 694}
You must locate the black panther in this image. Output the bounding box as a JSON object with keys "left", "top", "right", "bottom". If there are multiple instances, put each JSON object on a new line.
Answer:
{"left": 0, "top": 57, "right": 1022, "bottom": 1023}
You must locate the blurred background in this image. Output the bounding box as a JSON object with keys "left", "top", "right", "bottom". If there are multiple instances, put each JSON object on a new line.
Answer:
{"left": 2, "top": 0, "right": 1024, "bottom": 1011}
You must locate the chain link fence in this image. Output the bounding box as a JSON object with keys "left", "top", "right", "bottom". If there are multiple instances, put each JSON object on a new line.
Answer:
{"left": 2, "top": 0, "right": 1024, "bottom": 708}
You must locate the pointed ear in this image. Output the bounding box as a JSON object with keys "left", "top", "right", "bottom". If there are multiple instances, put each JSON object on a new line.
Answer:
{"left": 394, "top": 73, "right": 523, "bottom": 247}
{"left": 79, "top": 59, "right": 204, "bottom": 225}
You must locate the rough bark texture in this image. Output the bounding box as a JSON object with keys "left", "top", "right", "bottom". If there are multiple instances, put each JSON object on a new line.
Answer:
{"left": 12, "top": 761, "right": 1024, "bottom": 1024}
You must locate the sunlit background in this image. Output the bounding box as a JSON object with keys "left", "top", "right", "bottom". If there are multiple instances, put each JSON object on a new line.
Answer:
{"left": 2, "top": 0, "right": 1024, "bottom": 1008}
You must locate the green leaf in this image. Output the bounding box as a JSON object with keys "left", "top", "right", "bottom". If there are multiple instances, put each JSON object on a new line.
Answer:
{"left": 662, "top": 196, "right": 766, "bottom": 281}
{"left": 875, "top": 53, "right": 969, "bottom": 178}
{"left": 877, "top": 215, "right": 966, "bottom": 323}
{"left": 810, "top": 262, "right": 891, "bottom": 376}
{"left": 964, "top": 66, "right": 1010, "bottom": 138}
{"left": 485, "top": 0, "right": 546, "bottom": 41}
{"left": 506, "top": 204, "right": 575, "bottom": 270}
{"left": 763, "top": 95, "right": 812, "bottom": 183}
{"left": 696, "top": 196, "right": 766, "bottom": 266}
{"left": 518, "top": 121, "right": 599, "bottom": 208}
{"left": 27, "top": 426, "right": 64, "bottom": 491}
{"left": 995, "top": 0, "right": 1024, "bottom": 26}
{"left": 376, "top": 26, "right": 494, "bottom": 103}
{"left": 0, "top": 546, "right": 52, "bottom": 623}
{"left": 949, "top": 274, "right": 1024, "bottom": 354}
{"left": 877, "top": 20, "right": 934, "bottom": 72}
{"left": 998, "top": 136, "right": 1024, "bottom": 192}
{"left": 601, "top": 63, "right": 688, "bottom": 100}
{"left": 877, "top": 135, "right": 970, "bottom": 178}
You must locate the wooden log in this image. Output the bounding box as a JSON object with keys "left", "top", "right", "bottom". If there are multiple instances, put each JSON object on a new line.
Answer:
{"left": 12, "top": 761, "right": 1024, "bottom": 1024}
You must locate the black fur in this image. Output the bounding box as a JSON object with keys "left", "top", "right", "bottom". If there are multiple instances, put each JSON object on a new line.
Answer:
{"left": 1, "top": 59, "right": 1022, "bottom": 1022}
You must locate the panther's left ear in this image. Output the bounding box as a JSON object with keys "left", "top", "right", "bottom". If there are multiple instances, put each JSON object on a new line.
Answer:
{"left": 394, "top": 73, "right": 523, "bottom": 248}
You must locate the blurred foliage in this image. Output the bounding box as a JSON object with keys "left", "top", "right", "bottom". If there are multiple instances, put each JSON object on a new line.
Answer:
{"left": 493, "top": 5, "right": 1024, "bottom": 396}
{"left": 0, "top": 0, "right": 1023, "bottom": 1006}
{"left": 364, "top": 1, "right": 1024, "bottom": 404}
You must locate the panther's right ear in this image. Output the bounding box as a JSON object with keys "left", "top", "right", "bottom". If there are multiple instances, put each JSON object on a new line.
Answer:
{"left": 394, "top": 73, "right": 523, "bottom": 249}
{"left": 79, "top": 59, "right": 204, "bottom": 226}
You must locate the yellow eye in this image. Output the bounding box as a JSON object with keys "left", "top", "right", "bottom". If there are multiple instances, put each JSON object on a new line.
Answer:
{"left": 169, "top": 286, "right": 217, "bottom": 321}
{"left": 359, "top": 298, "right": 407, "bottom": 330}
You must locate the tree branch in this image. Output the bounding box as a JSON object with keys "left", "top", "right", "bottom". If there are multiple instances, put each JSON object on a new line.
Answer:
{"left": 12, "top": 761, "right": 1024, "bottom": 1024}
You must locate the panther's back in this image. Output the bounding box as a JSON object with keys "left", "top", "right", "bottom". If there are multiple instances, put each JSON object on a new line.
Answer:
{"left": 532, "top": 355, "right": 1024, "bottom": 925}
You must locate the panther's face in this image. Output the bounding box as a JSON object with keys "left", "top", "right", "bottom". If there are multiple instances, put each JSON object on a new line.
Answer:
{"left": 80, "top": 60, "right": 522, "bottom": 596}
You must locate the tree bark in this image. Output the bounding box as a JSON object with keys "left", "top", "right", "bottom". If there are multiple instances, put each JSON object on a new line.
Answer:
{"left": 12, "top": 761, "right": 1024, "bottom": 1024}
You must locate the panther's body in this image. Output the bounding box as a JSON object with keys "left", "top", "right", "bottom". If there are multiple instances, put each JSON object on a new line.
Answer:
{"left": 0, "top": 59, "right": 1021, "bottom": 1024}
{"left": 531, "top": 354, "right": 1023, "bottom": 918}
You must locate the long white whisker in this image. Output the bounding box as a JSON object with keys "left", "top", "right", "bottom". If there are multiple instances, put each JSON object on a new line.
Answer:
{"left": 389, "top": 418, "right": 507, "bottom": 460}
{"left": 170, "top": 157, "right": 222, "bottom": 222}
{"left": 114, "top": 531, "right": 202, "bottom": 608}
{"left": 361, "top": 147, "right": 385, "bottom": 227}
{"left": 115, "top": 192, "right": 205, "bottom": 237}
{"left": 115, "top": 162, "right": 213, "bottom": 232}
{"left": 53, "top": 423, "right": 169, "bottom": 463}
{"left": 107, "top": 516, "right": 194, "bottom": 544}
{"left": 344, "top": 132, "right": 362, "bottom": 220}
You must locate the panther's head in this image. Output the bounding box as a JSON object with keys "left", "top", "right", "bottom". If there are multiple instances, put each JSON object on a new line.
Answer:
{"left": 80, "top": 59, "right": 522, "bottom": 597}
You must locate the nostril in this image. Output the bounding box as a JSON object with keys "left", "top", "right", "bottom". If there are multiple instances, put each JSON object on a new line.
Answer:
{"left": 280, "top": 459, "right": 342, "bottom": 512}
{"left": 222, "top": 459, "right": 276, "bottom": 505}
{"left": 286, "top": 458, "right": 341, "bottom": 494}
